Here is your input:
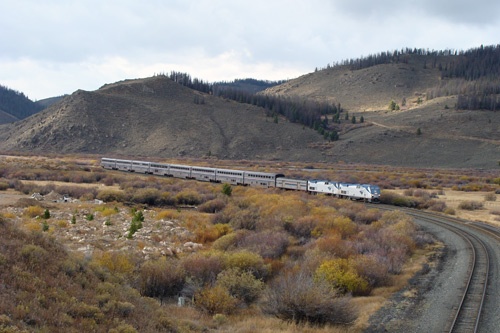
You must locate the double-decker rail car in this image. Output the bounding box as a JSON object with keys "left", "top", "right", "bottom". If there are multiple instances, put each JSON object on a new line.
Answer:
{"left": 150, "top": 162, "right": 170, "bottom": 176}
{"left": 168, "top": 164, "right": 192, "bottom": 178}
{"left": 101, "top": 158, "right": 117, "bottom": 170}
{"left": 243, "top": 171, "right": 285, "bottom": 188}
{"left": 215, "top": 168, "right": 245, "bottom": 185}
{"left": 115, "top": 159, "right": 133, "bottom": 171}
{"left": 190, "top": 167, "right": 217, "bottom": 182}
{"left": 131, "top": 160, "right": 151, "bottom": 174}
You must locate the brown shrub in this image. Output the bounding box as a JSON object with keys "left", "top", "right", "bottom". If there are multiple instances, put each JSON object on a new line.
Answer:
{"left": 0, "top": 181, "right": 8, "bottom": 191}
{"left": 211, "top": 232, "right": 240, "bottom": 251}
{"left": 101, "top": 176, "right": 115, "bottom": 186}
{"left": 97, "top": 189, "right": 127, "bottom": 203}
{"left": 139, "top": 258, "right": 186, "bottom": 302}
{"left": 194, "top": 285, "right": 238, "bottom": 315}
{"left": 181, "top": 253, "right": 224, "bottom": 285}
{"left": 57, "top": 185, "right": 98, "bottom": 200}
{"left": 458, "top": 200, "right": 484, "bottom": 210}
{"left": 352, "top": 255, "right": 390, "bottom": 288}
{"left": 197, "top": 198, "right": 226, "bottom": 213}
{"left": 428, "top": 200, "right": 447, "bottom": 212}
{"left": 380, "top": 191, "right": 417, "bottom": 207}
{"left": 444, "top": 207, "right": 456, "bottom": 215}
{"left": 20, "top": 244, "right": 49, "bottom": 271}
{"left": 284, "top": 216, "right": 318, "bottom": 239}
{"left": 238, "top": 231, "right": 289, "bottom": 259}
{"left": 230, "top": 208, "right": 259, "bottom": 230}
{"left": 216, "top": 268, "right": 264, "bottom": 304}
{"left": 175, "top": 190, "right": 202, "bottom": 206}
{"left": 316, "top": 234, "right": 357, "bottom": 259}
{"left": 263, "top": 269, "right": 357, "bottom": 325}
{"left": 484, "top": 192, "right": 497, "bottom": 201}
{"left": 131, "top": 188, "right": 161, "bottom": 205}
{"left": 354, "top": 208, "right": 382, "bottom": 224}
{"left": 194, "top": 223, "right": 232, "bottom": 244}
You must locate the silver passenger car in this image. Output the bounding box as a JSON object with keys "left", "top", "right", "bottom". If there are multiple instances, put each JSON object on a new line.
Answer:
{"left": 215, "top": 168, "right": 245, "bottom": 185}
{"left": 243, "top": 171, "right": 285, "bottom": 188}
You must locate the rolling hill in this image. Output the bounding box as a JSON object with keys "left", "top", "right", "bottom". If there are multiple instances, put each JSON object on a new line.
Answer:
{"left": 0, "top": 76, "right": 324, "bottom": 161}
{"left": 0, "top": 48, "right": 499, "bottom": 169}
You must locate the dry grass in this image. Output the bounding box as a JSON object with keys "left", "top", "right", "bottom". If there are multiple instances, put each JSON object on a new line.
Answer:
{"left": 350, "top": 244, "right": 441, "bottom": 331}
{"left": 388, "top": 189, "right": 500, "bottom": 226}
{"left": 0, "top": 154, "right": 497, "bottom": 332}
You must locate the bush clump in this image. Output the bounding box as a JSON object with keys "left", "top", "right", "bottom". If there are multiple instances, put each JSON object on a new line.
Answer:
{"left": 216, "top": 268, "right": 264, "bottom": 304}
{"left": 138, "top": 258, "right": 186, "bottom": 303}
{"left": 198, "top": 198, "right": 226, "bottom": 213}
{"left": 223, "top": 250, "right": 269, "bottom": 280}
{"left": 315, "top": 258, "right": 370, "bottom": 295}
{"left": 263, "top": 269, "right": 356, "bottom": 325}
{"left": 194, "top": 285, "right": 238, "bottom": 315}
{"left": 458, "top": 200, "right": 484, "bottom": 210}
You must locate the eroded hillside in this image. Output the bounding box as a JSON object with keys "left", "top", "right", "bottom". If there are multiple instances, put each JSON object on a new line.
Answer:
{"left": 0, "top": 76, "right": 324, "bottom": 161}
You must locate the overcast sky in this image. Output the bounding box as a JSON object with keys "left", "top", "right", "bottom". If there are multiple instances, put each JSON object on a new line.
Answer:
{"left": 2, "top": 0, "right": 499, "bottom": 100}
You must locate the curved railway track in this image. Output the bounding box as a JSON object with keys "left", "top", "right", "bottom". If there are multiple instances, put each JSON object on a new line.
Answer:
{"left": 372, "top": 205, "right": 498, "bottom": 333}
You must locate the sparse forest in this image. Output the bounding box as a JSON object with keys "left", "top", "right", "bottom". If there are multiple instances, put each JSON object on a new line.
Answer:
{"left": 317, "top": 44, "right": 500, "bottom": 111}
{"left": 167, "top": 71, "right": 343, "bottom": 141}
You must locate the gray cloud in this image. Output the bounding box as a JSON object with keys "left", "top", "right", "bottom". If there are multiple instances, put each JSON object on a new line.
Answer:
{"left": 1, "top": 0, "right": 499, "bottom": 99}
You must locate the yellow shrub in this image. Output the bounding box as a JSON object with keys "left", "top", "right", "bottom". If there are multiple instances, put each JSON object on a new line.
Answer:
{"left": 194, "top": 285, "right": 238, "bottom": 315}
{"left": 315, "top": 258, "right": 370, "bottom": 295}
{"left": 332, "top": 216, "right": 357, "bottom": 238}
{"left": 94, "top": 252, "right": 134, "bottom": 275}
{"left": 195, "top": 223, "right": 233, "bottom": 244}
{"left": 24, "top": 221, "right": 42, "bottom": 232}
{"left": 2, "top": 212, "right": 16, "bottom": 219}
{"left": 156, "top": 209, "right": 179, "bottom": 220}
{"left": 99, "top": 207, "right": 119, "bottom": 217}
{"left": 56, "top": 220, "right": 69, "bottom": 228}
{"left": 223, "top": 250, "right": 268, "bottom": 279}
{"left": 24, "top": 205, "right": 44, "bottom": 218}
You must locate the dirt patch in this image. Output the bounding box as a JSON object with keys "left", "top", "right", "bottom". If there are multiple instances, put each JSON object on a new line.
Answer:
{"left": 0, "top": 190, "right": 29, "bottom": 207}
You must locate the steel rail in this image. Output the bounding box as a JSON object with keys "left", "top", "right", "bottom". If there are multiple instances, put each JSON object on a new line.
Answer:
{"left": 372, "top": 205, "right": 490, "bottom": 333}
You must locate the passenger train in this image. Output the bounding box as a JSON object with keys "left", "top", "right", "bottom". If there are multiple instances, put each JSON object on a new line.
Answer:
{"left": 101, "top": 157, "right": 381, "bottom": 203}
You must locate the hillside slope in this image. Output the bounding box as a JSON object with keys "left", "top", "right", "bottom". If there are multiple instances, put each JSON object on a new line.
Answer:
{"left": 261, "top": 56, "right": 500, "bottom": 169}
{"left": 264, "top": 56, "right": 440, "bottom": 112}
{"left": 0, "top": 76, "right": 324, "bottom": 161}
{"left": 0, "top": 85, "right": 44, "bottom": 124}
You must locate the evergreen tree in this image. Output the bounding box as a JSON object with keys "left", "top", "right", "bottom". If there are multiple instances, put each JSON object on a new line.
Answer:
{"left": 222, "top": 183, "right": 232, "bottom": 196}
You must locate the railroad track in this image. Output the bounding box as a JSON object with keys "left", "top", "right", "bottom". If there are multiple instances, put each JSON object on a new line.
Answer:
{"left": 372, "top": 205, "right": 495, "bottom": 333}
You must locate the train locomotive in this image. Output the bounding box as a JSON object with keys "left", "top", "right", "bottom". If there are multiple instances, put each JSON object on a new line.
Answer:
{"left": 101, "top": 158, "right": 380, "bottom": 203}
